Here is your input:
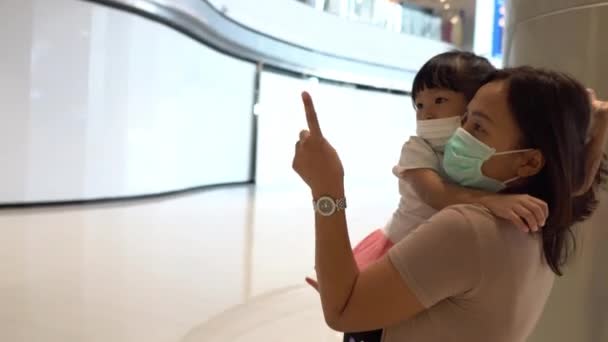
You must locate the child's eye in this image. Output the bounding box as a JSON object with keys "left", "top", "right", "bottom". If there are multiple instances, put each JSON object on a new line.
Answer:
{"left": 435, "top": 97, "right": 448, "bottom": 104}
{"left": 416, "top": 103, "right": 423, "bottom": 110}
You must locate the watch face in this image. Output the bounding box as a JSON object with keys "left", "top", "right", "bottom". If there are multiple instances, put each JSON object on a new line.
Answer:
{"left": 317, "top": 197, "right": 336, "bottom": 216}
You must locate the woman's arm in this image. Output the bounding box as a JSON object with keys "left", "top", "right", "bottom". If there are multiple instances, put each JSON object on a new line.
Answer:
{"left": 311, "top": 186, "right": 425, "bottom": 331}
{"left": 293, "top": 92, "right": 477, "bottom": 332}
{"left": 311, "top": 199, "right": 480, "bottom": 332}
{"left": 293, "top": 92, "right": 426, "bottom": 330}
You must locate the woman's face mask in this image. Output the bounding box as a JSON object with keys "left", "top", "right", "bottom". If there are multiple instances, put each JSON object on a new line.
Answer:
{"left": 416, "top": 116, "right": 462, "bottom": 149}
{"left": 443, "top": 128, "right": 533, "bottom": 192}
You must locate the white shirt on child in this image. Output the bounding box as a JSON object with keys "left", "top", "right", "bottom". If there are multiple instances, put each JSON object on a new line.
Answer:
{"left": 383, "top": 136, "right": 446, "bottom": 243}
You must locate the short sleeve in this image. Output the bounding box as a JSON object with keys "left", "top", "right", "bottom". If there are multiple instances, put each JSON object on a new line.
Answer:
{"left": 387, "top": 207, "right": 482, "bottom": 308}
{"left": 392, "top": 136, "right": 441, "bottom": 176}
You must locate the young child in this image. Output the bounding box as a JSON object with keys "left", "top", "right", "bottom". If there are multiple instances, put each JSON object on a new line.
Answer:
{"left": 305, "top": 51, "right": 543, "bottom": 289}
{"left": 351, "top": 51, "right": 549, "bottom": 270}
{"left": 351, "top": 53, "right": 608, "bottom": 271}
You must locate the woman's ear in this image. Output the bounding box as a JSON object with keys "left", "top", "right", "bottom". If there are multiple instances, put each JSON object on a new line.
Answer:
{"left": 517, "top": 150, "right": 545, "bottom": 177}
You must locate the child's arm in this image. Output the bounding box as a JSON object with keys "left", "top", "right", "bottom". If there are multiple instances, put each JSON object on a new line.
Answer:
{"left": 574, "top": 89, "right": 608, "bottom": 196}
{"left": 401, "top": 169, "right": 548, "bottom": 232}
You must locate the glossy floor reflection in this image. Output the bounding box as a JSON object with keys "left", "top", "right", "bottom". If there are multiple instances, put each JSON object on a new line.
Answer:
{"left": 0, "top": 184, "right": 397, "bottom": 342}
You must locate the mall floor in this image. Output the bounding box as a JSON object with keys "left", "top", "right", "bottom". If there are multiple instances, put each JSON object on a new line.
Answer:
{"left": 3, "top": 177, "right": 608, "bottom": 342}
{"left": 0, "top": 183, "right": 398, "bottom": 342}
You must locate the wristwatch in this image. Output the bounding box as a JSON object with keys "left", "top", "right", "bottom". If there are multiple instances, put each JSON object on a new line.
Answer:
{"left": 313, "top": 196, "right": 347, "bottom": 217}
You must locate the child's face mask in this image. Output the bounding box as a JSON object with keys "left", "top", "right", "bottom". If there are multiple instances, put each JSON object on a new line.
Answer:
{"left": 416, "top": 116, "right": 462, "bottom": 149}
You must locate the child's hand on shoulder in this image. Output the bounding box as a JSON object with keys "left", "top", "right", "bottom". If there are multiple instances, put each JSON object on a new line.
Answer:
{"left": 479, "top": 194, "right": 548, "bottom": 233}
{"left": 588, "top": 88, "right": 608, "bottom": 118}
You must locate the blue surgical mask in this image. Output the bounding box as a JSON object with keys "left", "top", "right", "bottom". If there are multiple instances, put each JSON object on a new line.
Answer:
{"left": 443, "top": 128, "right": 533, "bottom": 192}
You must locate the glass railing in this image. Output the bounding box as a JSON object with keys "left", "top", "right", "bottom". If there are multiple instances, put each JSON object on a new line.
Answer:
{"left": 294, "top": 0, "right": 465, "bottom": 46}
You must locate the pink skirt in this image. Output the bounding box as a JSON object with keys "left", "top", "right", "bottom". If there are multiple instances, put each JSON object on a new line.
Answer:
{"left": 353, "top": 229, "right": 394, "bottom": 270}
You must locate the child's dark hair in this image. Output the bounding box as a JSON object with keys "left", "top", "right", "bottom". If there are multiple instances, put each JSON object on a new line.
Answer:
{"left": 412, "top": 51, "right": 496, "bottom": 102}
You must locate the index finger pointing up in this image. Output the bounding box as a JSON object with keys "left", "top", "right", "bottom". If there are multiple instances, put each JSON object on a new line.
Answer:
{"left": 301, "top": 91, "right": 323, "bottom": 137}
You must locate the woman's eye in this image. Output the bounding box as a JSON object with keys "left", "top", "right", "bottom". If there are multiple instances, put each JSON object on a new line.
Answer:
{"left": 435, "top": 97, "right": 448, "bottom": 104}
{"left": 473, "top": 123, "right": 486, "bottom": 134}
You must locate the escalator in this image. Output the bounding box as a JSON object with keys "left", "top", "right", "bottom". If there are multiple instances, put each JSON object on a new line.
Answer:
{"left": 0, "top": 0, "right": 439, "bottom": 206}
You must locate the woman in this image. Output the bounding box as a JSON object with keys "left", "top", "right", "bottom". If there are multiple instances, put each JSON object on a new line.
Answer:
{"left": 292, "top": 66, "right": 607, "bottom": 342}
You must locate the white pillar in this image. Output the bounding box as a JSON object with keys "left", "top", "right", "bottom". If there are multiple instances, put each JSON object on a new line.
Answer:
{"left": 505, "top": 1, "right": 608, "bottom": 341}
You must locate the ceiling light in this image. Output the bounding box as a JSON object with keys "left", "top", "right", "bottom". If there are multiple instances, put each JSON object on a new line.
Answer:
{"left": 444, "top": 3, "right": 451, "bottom": 10}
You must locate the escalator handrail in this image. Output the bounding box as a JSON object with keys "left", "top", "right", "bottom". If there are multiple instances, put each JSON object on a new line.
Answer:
{"left": 80, "top": 0, "right": 415, "bottom": 92}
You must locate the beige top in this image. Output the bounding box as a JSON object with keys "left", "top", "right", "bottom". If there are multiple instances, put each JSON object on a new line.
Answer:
{"left": 386, "top": 204, "right": 555, "bottom": 342}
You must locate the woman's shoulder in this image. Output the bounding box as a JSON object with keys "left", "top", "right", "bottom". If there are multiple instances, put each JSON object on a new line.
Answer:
{"left": 441, "top": 204, "right": 495, "bottom": 221}
{"left": 407, "top": 204, "right": 498, "bottom": 252}
{"left": 437, "top": 204, "right": 523, "bottom": 239}
{"left": 436, "top": 204, "right": 543, "bottom": 267}
{"left": 403, "top": 204, "right": 524, "bottom": 259}
{"left": 429, "top": 204, "right": 522, "bottom": 248}
{"left": 432, "top": 204, "right": 497, "bottom": 229}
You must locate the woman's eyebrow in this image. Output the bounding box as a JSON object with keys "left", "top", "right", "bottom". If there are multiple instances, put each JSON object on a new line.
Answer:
{"left": 470, "top": 110, "right": 494, "bottom": 124}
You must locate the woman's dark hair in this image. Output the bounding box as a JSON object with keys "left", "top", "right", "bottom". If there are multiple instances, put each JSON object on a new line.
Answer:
{"left": 412, "top": 51, "right": 496, "bottom": 103}
{"left": 488, "top": 67, "right": 607, "bottom": 276}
